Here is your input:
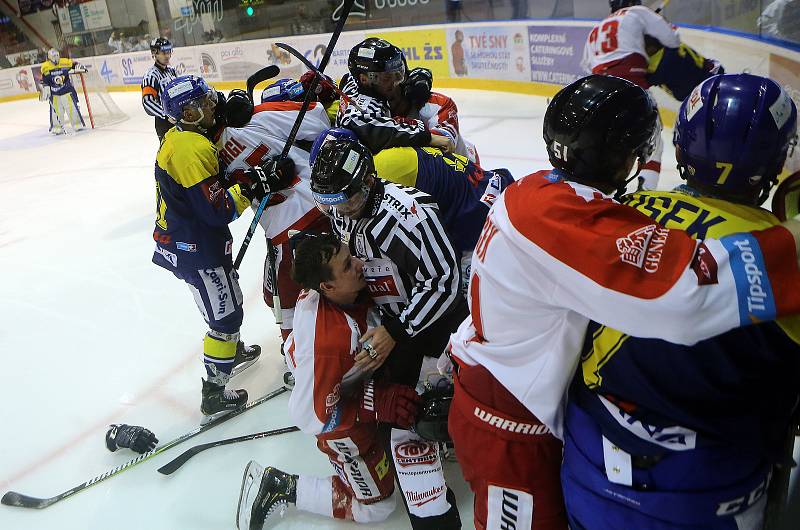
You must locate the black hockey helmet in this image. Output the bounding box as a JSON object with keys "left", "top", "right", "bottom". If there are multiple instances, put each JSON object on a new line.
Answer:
{"left": 150, "top": 37, "right": 173, "bottom": 55}
{"left": 543, "top": 74, "right": 658, "bottom": 190}
{"left": 610, "top": 0, "right": 641, "bottom": 11}
{"left": 310, "top": 138, "right": 375, "bottom": 217}
{"left": 224, "top": 88, "right": 253, "bottom": 128}
{"left": 348, "top": 38, "right": 406, "bottom": 84}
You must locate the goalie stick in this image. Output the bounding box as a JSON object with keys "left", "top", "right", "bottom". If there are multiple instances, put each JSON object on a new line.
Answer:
{"left": 1, "top": 385, "right": 290, "bottom": 509}
{"left": 157, "top": 425, "right": 300, "bottom": 475}
{"left": 233, "top": 0, "right": 356, "bottom": 269}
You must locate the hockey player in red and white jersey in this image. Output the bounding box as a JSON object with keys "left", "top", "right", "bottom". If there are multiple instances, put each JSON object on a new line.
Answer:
{"left": 217, "top": 78, "right": 332, "bottom": 342}
{"left": 236, "top": 233, "right": 424, "bottom": 529}
{"left": 581, "top": 0, "right": 680, "bottom": 190}
{"left": 447, "top": 75, "right": 800, "bottom": 530}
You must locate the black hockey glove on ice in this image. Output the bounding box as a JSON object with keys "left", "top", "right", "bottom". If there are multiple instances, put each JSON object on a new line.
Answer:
{"left": 105, "top": 424, "right": 158, "bottom": 454}
{"left": 402, "top": 67, "right": 433, "bottom": 108}
{"left": 240, "top": 156, "right": 296, "bottom": 202}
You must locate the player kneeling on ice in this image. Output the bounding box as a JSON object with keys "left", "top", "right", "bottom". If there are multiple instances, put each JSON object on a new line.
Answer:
{"left": 447, "top": 74, "right": 800, "bottom": 530}
{"left": 561, "top": 73, "right": 800, "bottom": 530}
{"left": 39, "top": 48, "right": 86, "bottom": 135}
{"left": 153, "top": 75, "right": 294, "bottom": 422}
{"left": 237, "top": 233, "right": 422, "bottom": 529}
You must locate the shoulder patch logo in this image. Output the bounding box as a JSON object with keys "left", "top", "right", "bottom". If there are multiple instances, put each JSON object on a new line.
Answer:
{"left": 616, "top": 224, "right": 670, "bottom": 273}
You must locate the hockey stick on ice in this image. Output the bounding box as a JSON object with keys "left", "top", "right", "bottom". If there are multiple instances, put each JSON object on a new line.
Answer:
{"left": 266, "top": 238, "right": 282, "bottom": 324}
{"left": 157, "top": 425, "right": 300, "bottom": 475}
{"left": 233, "top": 0, "right": 356, "bottom": 269}
{"left": 274, "top": 42, "right": 367, "bottom": 112}
{"left": 0, "top": 386, "right": 290, "bottom": 509}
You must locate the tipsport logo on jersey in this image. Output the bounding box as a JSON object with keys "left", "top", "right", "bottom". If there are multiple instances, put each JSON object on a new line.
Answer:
{"left": 719, "top": 234, "right": 777, "bottom": 325}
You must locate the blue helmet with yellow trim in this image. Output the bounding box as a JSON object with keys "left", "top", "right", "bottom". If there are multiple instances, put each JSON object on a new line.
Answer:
{"left": 161, "top": 75, "right": 216, "bottom": 124}
{"left": 674, "top": 73, "right": 797, "bottom": 205}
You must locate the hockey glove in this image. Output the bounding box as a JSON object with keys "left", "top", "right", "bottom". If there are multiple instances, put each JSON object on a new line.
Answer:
{"left": 299, "top": 70, "right": 337, "bottom": 107}
{"left": 359, "top": 379, "right": 422, "bottom": 429}
{"left": 239, "top": 156, "right": 296, "bottom": 202}
{"left": 401, "top": 67, "right": 433, "bottom": 109}
{"left": 224, "top": 88, "right": 254, "bottom": 128}
{"left": 105, "top": 424, "right": 158, "bottom": 454}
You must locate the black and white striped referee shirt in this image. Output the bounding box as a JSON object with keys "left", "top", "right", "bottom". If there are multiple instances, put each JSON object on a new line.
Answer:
{"left": 141, "top": 63, "right": 177, "bottom": 119}
{"left": 335, "top": 74, "right": 431, "bottom": 154}
{"left": 329, "top": 180, "right": 462, "bottom": 341}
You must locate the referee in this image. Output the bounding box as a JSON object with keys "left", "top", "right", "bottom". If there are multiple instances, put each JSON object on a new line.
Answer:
{"left": 141, "top": 37, "right": 177, "bottom": 141}
{"left": 310, "top": 135, "right": 465, "bottom": 529}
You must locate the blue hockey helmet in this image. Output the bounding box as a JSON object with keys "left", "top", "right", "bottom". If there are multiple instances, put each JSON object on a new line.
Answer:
{"left": 261, "top": 78, "right": 304, "bottom": 103}
{"left": 160, "top": 75, "right": 217, "bottom": 124}
{"left": 309, "top": 127, "right": 359, "bottom": 167}
{"left": 673, "top": 73, "right": 798, "bottom": 205}
{"left": 610, "top": 0, "right": 641, "bottom": 11}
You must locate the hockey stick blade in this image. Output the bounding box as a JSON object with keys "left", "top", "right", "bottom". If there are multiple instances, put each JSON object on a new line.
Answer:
{"left": 233, "top": 0, "right": 355, "bottom": 269}
{"left": 1, "top": 386, "right": 290, "bottom": 509}
{"left": 157, "top": 426, "right": 300, "bottom": 475}
{"left": 275, "top": 42, "right": 366, "bottom": 112}
{"left": 246, "top": 64, "right": 281, "bottom": 102}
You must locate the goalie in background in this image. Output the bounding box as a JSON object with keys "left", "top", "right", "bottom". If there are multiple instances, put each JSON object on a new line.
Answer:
{"left": 39, "top": 48, "right": 86, "bottom": 136}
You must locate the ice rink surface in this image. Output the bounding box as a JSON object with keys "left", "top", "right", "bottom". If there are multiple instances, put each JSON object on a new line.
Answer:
{"left": 0, "top": 89, "right": 683, "bottom": 530}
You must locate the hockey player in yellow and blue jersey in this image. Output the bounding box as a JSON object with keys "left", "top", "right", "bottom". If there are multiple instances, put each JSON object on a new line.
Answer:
{"left": 39, "top": 48, "right": 86, "bottom": 135}
{"left": 561, "top": 73, "right": 800, "bottom": 530}
{"left": 154, "top": 75, "right": 295, "bottom": 421}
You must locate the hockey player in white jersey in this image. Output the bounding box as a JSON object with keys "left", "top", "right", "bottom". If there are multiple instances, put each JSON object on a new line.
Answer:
{"left": 581, "top": 0, "right": 680, "bottom": 190}
{"left": 447, "top": 74, "right": 800, "bottom": 530}
{"left": 218, "top": 78, "right": 332, "bottom": 342}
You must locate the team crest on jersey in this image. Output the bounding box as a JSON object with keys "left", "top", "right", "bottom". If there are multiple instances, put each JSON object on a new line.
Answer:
{"left": 616, "top": 224, "right": 670, "bottom": 273}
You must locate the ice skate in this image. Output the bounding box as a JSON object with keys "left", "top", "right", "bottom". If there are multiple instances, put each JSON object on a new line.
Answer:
{"left": 230, "top": 342, "right": 261, "bottom": 378}
{"left": 236, "top": 461, "right": 297, "bottom": 530}
{"left": 200, "top": 378, "right": 247, "bottom": 424}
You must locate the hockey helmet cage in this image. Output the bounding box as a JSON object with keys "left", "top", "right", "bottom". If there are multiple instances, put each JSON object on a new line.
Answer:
{"left": 161, "top": 75, "right": 216, "bottom": 124}
{"left": 310, "top": 138, "right": 374, "bottom": 210}
{"left": 543, "top": 74, "right": 658, "bottom": 188}
{"left": 610, "top": 0, "right": 641, "bottom": 12}
{"left": 348, "top": 38, "right": 406, "bottom": 80}
{"left": 674, "top": 73, "right": 798, "bottom": 206}
{"left": 150, "top": 37, "right": 173, "bottom": 55}
{"left": 309, "top": 128, "right": 359, "bottom": 168}
{"left": 261, "top": 78, "right": 305, "bottom": 103}
{"left": 47, "top": 48, "right": 60, "bottom": 64}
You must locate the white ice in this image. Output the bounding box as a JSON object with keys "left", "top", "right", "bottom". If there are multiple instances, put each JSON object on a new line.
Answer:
{"left": 0, "top": 89, "right": 683, "bottom": 530}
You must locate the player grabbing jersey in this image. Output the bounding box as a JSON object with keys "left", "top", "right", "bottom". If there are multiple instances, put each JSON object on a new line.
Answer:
{"left": 581, "top": 0, "right": 680, "bottom": 189}
{"left": 217, "top": 78, "right": 333, "bottom": 343}
{"left": 311, "top": 138, "right": 465, "bottom": 529}
{"left": 141, "top": 37, "right": 177, "bottom": 141}
{"left": 447, "top": 74, "right": 800, "bottom": 530}
{"left": 236, "top": 234, "right": 423, "bottom": 529}
{"left": 153, "top": 75, "right": 293, "bottom": 421}
{"left": 336, "top": 38, "right": 461, "bottom": 156}
{"left": 562, "top": 73, "right": 800, "bottom": 530}
{"left": 39, "top": 48, "right": 86, "bottom": 135}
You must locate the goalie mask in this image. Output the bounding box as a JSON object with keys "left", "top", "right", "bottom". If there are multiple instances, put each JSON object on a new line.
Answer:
{"left": 674, "top": 73, "right": 798, "bottom": 206}
{"left": 47, "top": 48, "right": 60, "bottom": 64}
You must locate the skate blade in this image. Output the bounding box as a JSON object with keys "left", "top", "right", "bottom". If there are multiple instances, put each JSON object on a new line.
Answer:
{"left": 230, "top": 357, "right": 259, "bottom": 378}
{"left": 201, "top": 408, "right": 235, "bottom": 426}
{"left": 236, "top": 461, "right": 264, "bottom": 530}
